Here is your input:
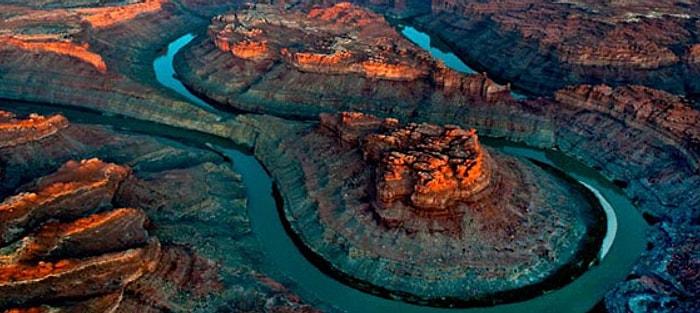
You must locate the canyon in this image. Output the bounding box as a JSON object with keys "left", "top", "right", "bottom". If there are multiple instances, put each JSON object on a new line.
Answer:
{"left": 0, "top": 0, "right": 698, "bottom": 312}
{"left": 419, "top": 0, "right": 700, "bottom": 97}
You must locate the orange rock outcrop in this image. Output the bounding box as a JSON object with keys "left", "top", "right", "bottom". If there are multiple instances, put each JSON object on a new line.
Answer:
{"left": 0, "top": 112, "right": 69, "bottom": 148}
{"left": 1, "top": 37, "right": 107, "bottom": 73}
{"left": 76, "top": 0, "right": 166, "bottom": 29}
{"left": 688, "top": 44, "right": 700, "bottom": 64}
{"left": 280, "top": 111, "right": 605, "bottom": 303}
{"left": 0, "top": 239, "right": 161, "bottom": 307}
{"left": 362, "top": 119, "right": 492, "bottom": 212}
{"left": 230, "top": 40, "right": 269, "bottom": 60}
{"left": 307, "top": 2, "right": 378, "bottom": 27}
{"left": 5, "top": 208, "right": 150, "bottom": 263}
{"left": 210, "top": 3, "right": 431, "bottom": 81}
{"left": 0, "top": 0, "right": 172, "bottom": 74}
{"left": 0, "top": 158, "right": 131, "bottom": 245}
{"left": 0, "top": 157, "right": 164, "bottom": 310}
{"left": 360, "top": 61, "right": 424, "bottom": 81}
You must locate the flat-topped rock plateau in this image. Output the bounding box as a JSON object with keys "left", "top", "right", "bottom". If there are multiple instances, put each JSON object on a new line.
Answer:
{"left": 418, "top": 0, "right": 700, "bottom": 97}
{"left": 175, "top": 3, "right": 520, "bottom": 120}
{"left": 0, "top": 109, "right": 321, "bottom": 312}
{"left": 261, "top": 111, "right": 605, "bottom": 306}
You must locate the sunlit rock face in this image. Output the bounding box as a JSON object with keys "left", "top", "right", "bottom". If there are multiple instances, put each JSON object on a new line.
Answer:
{"left": 0, "top": 0, "right": 168, "bottom": 73}
{"left": 0, "top": 158, "right": 131, "bottom": 246}
{"left": 268, "top": 111, "right": 606, "bottom": 305}
{"left": 0, "top": 158, "right": 162, "bottom": 310}
{"left": 0, "top": 112, "right": 69, "bottom": 148}
{"left": 0, "top": 0, "right": 233, "bottom": 137}
{"left": 363, "top": 120, "right": 491, "bottom": 213}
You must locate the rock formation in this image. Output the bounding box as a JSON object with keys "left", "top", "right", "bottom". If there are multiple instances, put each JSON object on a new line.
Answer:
{"left": 265, "top": 112, "right": 605, "bottom": 305}
{"left": 0, "top": 158, "right": 161, "bottom": 310}
{"left": 605, "top": 223, "right": 700, "bottom": 312}
{"left": 0, "top": 0, "right": 171, "bottom": 73}
{"left": 0, "top": 0, "right": 699, "bottom": 311}
{"left": 0, "top": 0, "right": 236, "bottom": 140}
{"left": 417, "top": 0, "right": 700, "bottom": 96}
{"left": 1, "top": 37, "right": 107, "bottom": 73}
{"left": 0, "top": 109, "right": 319, "bottom": 312}
{"left": 0, "top": 112, "right": 69, "bottom": 148}
{"left": 175, "top": 2, "right": 513, "bottom": 120}
{"left": 549, "top": 85, "right": 700, "bottom": 224}
{"left": 75, "top": 0, "right": 167, "bottom": 29}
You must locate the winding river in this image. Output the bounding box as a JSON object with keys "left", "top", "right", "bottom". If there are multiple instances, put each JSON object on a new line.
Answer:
{"left": 0, "top": 28, "right": 643, "bottom": 313}
{"left": 149, "top": 32, "right": 649, "bottom": 313}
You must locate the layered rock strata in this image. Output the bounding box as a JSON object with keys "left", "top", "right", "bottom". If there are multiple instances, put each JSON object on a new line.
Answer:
{"left": 0, "top": 158, "right": 161, "bottom": 309}
{"left": 0, "top": 0, "right": 698, "bottom": 311}
{"left": 266, "top": 112, "right": 605, "bottom": 305}
{"left": 235, "top": 88, "right": 698, "bottom": 310}
{"left": 416, "top": 0, "right": 700, "bottom": 96}
{"left": 549, "top": 85, "right": 700, "bottom": 225}
{"left": 176, "top": 3, "right": 518, "bottom": 121}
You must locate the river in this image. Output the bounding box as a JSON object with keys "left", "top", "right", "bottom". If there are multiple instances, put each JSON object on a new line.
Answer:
{"left": 0, "top": 29, "right": 646, "bottom": 313}
{"left": 148, "top": 32, "right": 649, "bottom": 313}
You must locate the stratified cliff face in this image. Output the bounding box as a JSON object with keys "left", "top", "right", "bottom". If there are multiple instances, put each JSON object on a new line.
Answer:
{"left": 0, "top": 158, "right": 161, "bottom": 310}
{"left": 418, "top": 0, "right": 700, "bottom": 96}
{"left": 0, "top": 110, "right": 321, "bottom": 312}
{"left": 0, "top": 0, "right": 170, "bottom": 74}
{"left": 549, "top": 85, "right": 700, "bottom": 224}
{"left": 177, "top": 3, "right": 516, "bottom": 118}
{"left": 533, "top": 85, "right": 700, "bottom": 312}
{"left": 256, "top": 111, "right": 605, "bottom": 306}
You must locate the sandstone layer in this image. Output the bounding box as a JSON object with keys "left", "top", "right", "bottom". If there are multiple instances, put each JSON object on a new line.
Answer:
{"left": 175, "top": 3, "right": 522, "bottom": 120}
{"left": 409, "top": 0, "right": 700, "bottom": 97}
{"left": 260, "top": 112, "right": 605, "bottom": 305}
{"left": 0, "top": 110, "right": 319, "bottom": 312}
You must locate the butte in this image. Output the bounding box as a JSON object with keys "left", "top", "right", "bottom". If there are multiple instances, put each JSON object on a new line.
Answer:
{"left": 278, "top": 112, "right": 606, "bottom": 306}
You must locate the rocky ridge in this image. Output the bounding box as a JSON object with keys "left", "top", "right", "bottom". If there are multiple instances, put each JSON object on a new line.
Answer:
{"left": 0, "top": 0, "right": 251, "bottom": 142}
{"left": 0, "top": 110, "right": 320, "bottom": 312}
